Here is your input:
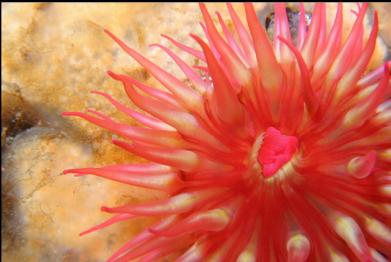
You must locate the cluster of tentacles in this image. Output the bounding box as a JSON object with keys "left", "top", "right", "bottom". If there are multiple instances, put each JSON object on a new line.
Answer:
{"left": 64, "top": 3, "right": 391, "bottom": 262}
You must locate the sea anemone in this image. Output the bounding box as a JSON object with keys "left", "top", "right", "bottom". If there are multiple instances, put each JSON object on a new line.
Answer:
{"left": 63, "top": 3, "right": 391, "bottom": 261}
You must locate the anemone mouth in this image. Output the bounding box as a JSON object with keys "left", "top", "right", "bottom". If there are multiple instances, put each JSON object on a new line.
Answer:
{"left": 249, "top": 127, "right": 299, "bottom": 182}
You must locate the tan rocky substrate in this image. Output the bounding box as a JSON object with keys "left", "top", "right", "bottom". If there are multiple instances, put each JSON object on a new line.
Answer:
{"left": 1, "top": 3, "right": 389, "bottom": 261}
{"left": 2, "top": 127, "right": 163, "bottom": 261}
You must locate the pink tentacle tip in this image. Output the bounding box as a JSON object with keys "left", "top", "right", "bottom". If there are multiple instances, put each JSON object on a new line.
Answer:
{"left": 107, "top": 70, "right": 120, "bottom": 80}
{"left": 62, "top": 169, "right": 73, "bottom": 175}
{"left": 101, "top": 206, "right": 111, "bottom": 213}
{"left": 61, "top": 112, "right": 74, "bottom": 117}
{"left": 384, "top": 61, "right": 391, "bottom": 72}
{"left": 91, "top": 90, "right": 105, "bottom": 96}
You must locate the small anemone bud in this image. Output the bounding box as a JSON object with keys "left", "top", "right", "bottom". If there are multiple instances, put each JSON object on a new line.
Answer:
{"left": 347, "top": 151, "right": 376, "bottom": 179}
{"left": 286, "top": 233, "right": 310, "bottom": 262}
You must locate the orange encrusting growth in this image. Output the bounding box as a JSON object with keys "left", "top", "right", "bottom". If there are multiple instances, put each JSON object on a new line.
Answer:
{"left": 63, "top": 3, "right": 391, "bottom": 262}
